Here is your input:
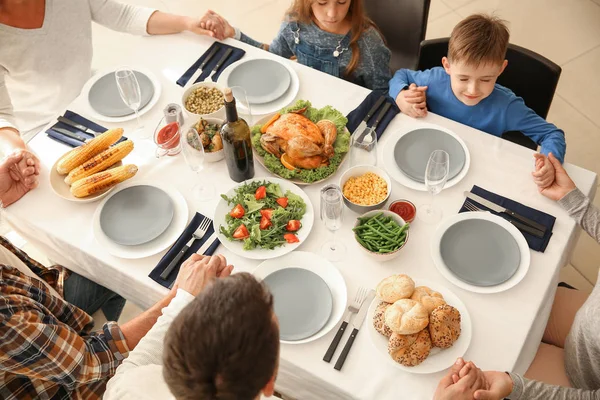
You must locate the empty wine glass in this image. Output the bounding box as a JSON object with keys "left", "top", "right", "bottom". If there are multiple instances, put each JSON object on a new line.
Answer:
{"left": 229, "top": 86, "right": 253, "bottom": 126}
{"left": 115, "top": 67, "right": 146, "bottom": 138}
{"left": 419, "top": 150, "right": 450, "bottom": 224}
{"left": 181, "top": 125, "right": 215, "bottom": 202}
{"left": 349, "top": 129, "right": 378, "bottom": 167}
{"left": 320, "top": 184, "right": 346, "bottom": 261}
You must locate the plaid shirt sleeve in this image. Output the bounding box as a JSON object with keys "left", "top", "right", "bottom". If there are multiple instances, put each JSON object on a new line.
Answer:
{"left": 0, "top": 265, "right": 130, "bottom": 398}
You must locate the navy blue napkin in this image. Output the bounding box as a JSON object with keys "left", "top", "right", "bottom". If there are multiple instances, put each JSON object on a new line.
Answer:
{"left": 176, "top": 42, "right": 246, "bottom": 87}
{"left": 346, "top": 90, "right": 399, "bottom": 140}
{"left": 46, "top": 110, "right": 127, "bottom": 147}
{"left": 459, "top": 185, "right": 555, "bottom": 252}
{"left": 149, "top": 213, "right": 221, "bottom": 289}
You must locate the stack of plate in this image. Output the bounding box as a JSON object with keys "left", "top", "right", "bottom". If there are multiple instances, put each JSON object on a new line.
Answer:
{"left": 253, "top": 252, "right": 347, "bottom": 344}
{"left": 92, "top": 183, "right": 189, "bottom": 259}
{"left": 218, "top": 58, "right": 300, "bottom": 115}
{"left": 383, "top": 125, "right": 471, "bottom": 191}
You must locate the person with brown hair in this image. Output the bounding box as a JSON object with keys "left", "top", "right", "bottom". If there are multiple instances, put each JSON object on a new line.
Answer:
{"left": 104, "top": 270, "right": 280, "bottom": 400}
{"left": 389, "top": 13, "right": 566, "bottom": 186}
{"left": 200, "top": 0, "right": 391, "bottom": 90}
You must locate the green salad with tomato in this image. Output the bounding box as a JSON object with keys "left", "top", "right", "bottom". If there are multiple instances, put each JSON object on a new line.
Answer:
{"left": 219, "top": 180, "right": 306, "bottom": 250}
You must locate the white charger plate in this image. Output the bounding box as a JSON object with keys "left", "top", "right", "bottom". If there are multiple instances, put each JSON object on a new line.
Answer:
{"left": 366, "top": 278, "right": 472, "bottom": 374}
{"left": 431, "top": 212, "right": 531, "bottom": 293}
{"left": 382, "top": 123, "right": 470, "bottom": 191}
{"left": 80, "top": 66, "right": 162, "bottom": 123}
{"left": 253, "top": 251, "right": 347, "bottom": 344}
{"left": 92, "top": 181, "right": 188, "bottom": 259}
{"left": 213, "top": 177, "right": 314, "bottom": 260}
{"left": 217, "top": 58, "right": 299, "bottom": 116}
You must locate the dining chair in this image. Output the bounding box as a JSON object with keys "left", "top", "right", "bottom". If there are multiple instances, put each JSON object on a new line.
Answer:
{"left": 364, "top": 0, "right": 431, "bottom": 72}
{"left": 417, "top": 38, "right": 562, "bottom": 151}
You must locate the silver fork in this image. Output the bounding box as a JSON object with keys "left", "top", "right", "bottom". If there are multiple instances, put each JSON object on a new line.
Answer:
{"left": 323, "top": 286, "right": 369, "bottom": 362}
{"left": 161, "top": 217, "right": 211, "bottom": 280}
{"left": 464, "top": 201, "right": 483, "bottom": 213}
{"left": 464, "top": 200, "right": 545, "bottom": 238}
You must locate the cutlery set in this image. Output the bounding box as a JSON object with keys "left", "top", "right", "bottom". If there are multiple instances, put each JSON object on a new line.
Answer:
{"left": 184, "top": 47, "right": 233, "bottom": 89}
{"left": 351, "top": 95, "right": 392, "bottom": 150}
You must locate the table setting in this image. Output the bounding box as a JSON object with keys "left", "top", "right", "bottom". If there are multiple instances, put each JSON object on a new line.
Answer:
{"left": 5, "top": 34, "right": 598, "bottom": 400}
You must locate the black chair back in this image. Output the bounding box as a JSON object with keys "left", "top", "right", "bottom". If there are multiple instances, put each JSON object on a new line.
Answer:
{"left": 365, "top": 0, "right": 431, "bottom": 72}
{"left": 417, "top": 38, "right": 562, "bottom": 150}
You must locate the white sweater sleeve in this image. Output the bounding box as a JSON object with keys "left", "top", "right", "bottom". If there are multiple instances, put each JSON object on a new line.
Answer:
{"left": 0, "top": 68, "right": 17, "bottom": 131}
{"left": 88, "top": 0, "right": 157, "bottom": 36}
{"left": 104, "top": 289, "right": 195, "bottom": 399}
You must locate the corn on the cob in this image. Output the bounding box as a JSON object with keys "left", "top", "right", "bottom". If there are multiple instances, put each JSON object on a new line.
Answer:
{"left": 56, "top": 128, "right": 123, "bottom": 175}
{"left": 70, "top": 164, "right": 138, "bottom": 198}
{"left": 64, "top": 140, "right": 134, "bottom": 185}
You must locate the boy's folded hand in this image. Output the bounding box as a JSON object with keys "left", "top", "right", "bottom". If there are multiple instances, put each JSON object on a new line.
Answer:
{"left": 532, "top": 153, "right": 555, "bottom": 189}
{"left": 396, "top": 83, "right": 428, "bottom": 118}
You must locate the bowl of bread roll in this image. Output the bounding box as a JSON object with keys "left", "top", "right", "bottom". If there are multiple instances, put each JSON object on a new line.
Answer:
{"left": 367, "top": 274, "right": 472, "bottom": 373}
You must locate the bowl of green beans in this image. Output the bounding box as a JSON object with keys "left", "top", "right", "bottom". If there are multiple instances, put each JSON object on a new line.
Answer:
{"left": 353, "top": 210, "right": 410, "bottom": 261}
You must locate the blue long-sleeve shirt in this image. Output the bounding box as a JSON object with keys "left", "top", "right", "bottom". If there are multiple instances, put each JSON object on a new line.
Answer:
{"left": 389, "top": 67, "right": 566, "bottom": 163}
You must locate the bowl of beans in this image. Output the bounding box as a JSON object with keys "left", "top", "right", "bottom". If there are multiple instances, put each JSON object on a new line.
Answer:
{"left": 339, "top": 165, "right": 392, "bottom": 213}
{"left": 181, "top": 82, "right": 225, "bottom": 119}
{"left": 353, "top": 210, "right": 409, "bottom": 261}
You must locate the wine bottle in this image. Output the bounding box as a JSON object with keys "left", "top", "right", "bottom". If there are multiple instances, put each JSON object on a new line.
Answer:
{"left": 220, "top": 88, "right": 255, "bottom": 182}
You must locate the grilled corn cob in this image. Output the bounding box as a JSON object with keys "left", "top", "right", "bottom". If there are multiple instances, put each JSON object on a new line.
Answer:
{"left": 64, "top": 140, "right": 134, "bottom": 185}
{"left": 70, "top": 164, "right": 138, "bottom": 198}
{"left": 56, "top": 128, "right": 123, "bottom": 175}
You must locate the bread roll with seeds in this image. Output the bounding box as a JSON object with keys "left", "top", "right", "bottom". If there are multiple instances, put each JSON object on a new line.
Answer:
{"left": 429, "top": 305, "right": 461, "bottom": 349}
{"left": 373, "top": 302, "right": 393, "bottom": 338}
{"left": 376, "top": 274, "right": 415, "bottom": 303}
{"left": 411, "top": 286, "right": 446, "bottom": 314}
{"left": 388, "top": 329, "right": 432, "bottom": 366}
{"left": 384, "top": 299, "right": 429, "bottom": 335}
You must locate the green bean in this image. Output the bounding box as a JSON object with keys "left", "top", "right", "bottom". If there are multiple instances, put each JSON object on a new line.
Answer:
{"left": 373, "top": 217, "right": 399, "bottom": 236}
{"left": 366, "top": 225, "right": 397, "bottom": 242}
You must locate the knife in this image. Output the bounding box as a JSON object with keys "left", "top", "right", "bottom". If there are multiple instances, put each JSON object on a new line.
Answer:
{"left": 185, "top": 46, "right": 220, "bottom": 88}
{"left": 465, "top": 191, "right": 548, "bottom": 234}
{"left": 334, "top": 290, "right": 375, "bottom": 371}
{"left": 53, "top": 127, "right": 89, "bottom": 143}
{"left": 357, "top": 102, "right": 392, "bottom": 149}
{"left": 57, "top": 116, "right": 101, "bottom": 136}
{"left": 196, "top": 232, "right": 218, "bottom": 255}
{"left": 351, "top": 95, "right": 386, "bottom": 138}
{"left": 205, "top": 48, "right": 233, "bottom": 82}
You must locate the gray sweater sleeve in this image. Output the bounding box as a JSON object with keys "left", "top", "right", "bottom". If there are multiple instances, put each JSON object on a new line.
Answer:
{"left": 558, "top": 188, "right": 600, "bottom": 244}
{"left": 356, "top": 28, "right": 391, "bottom": 91}
{"left": 509, "top": 373, "right": 600, "bottom": 400}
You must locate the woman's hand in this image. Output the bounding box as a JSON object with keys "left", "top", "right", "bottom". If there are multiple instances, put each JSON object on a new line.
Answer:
{"left": 197, "top": 10, "right": 235, "bottom": 40}
{"left": 535, "top": 152, "right": 576, "bottom": 201}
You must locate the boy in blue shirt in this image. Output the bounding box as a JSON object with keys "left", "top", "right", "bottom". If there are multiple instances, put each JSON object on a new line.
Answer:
{"left": 389, "top": 14, "right": 565, "bottom": 187}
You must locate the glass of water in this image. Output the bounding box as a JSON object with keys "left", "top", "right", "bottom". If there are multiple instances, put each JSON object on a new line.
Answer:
{"left": 115, "top": 67, "right": 146, "bottom": 137}
{"left": 181, "top": 126, "right": 215, "bottom": 202}
{"left": 419, "top": 150, "right": 450, "bottom": 224}
{"left": 320, "top": 184, "right": 346, "bottom": 261}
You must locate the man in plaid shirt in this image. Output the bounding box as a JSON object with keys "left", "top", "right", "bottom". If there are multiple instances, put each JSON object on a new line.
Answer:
{"left": 0, "top": 142, "right": 200, "bottom": 398}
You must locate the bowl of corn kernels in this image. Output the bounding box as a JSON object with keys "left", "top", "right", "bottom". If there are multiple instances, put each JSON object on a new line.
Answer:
{"left": 181, "top": 82, "right": 225, "bottom": 119}
{"left": 339, "top": 165, "right": 392, "bottom": 213}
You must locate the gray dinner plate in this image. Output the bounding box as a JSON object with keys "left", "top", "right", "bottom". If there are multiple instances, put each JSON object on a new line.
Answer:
{"left": 226, "top": 59, "right": 291, "bottom": 105}
{"left": 99, "top": 185, "right": 174, "bottom": 246}
{"left": 440, "top": 219, "right": 521, "bottom": 286}
{"left": 89, "top": 71, "right": 154, "bottom": 117}
{"left": 263, "top": 268, "right": 333, "bottom": 341}
{"left": 394, "top": 128, "right": 466, "bottom": 183}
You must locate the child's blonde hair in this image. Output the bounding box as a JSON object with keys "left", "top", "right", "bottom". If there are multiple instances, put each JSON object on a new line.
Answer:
{"left": 287, "top": 0, "right": 382, "bottom": 78}
{"left": 449, "top": 14, "right": 510, "bottom": 66}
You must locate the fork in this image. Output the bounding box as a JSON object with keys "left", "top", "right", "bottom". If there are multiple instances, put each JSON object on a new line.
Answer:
{"left": 464, "top": 200, "right": 545, "bottom": 238}
{"left": 323, "top": 286, "right": 369, "bottom": 362}
{"left": 160, "top": 217, "right": 212, "bottom": 280}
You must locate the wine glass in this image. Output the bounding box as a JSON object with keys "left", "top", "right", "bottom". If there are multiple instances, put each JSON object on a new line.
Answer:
{"left": 229, "top": 86, "right": 253, "bottom": 126}
{"left": 181, "top": 125, "right": 215, "bottom": 202}
{"left": 320, "top": 184, "right": 346, "bottom": 261}
{"left": 419, "top": 150, "right": 450, "bottom": 224}
{"left": 349, "top": 128, "right": 378, "bottom": 167}
{"left": 115, "top": 67, "right": 146, "bottom": 137}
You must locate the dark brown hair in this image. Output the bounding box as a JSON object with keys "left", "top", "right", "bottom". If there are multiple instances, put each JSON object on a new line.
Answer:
{"left": 163, "top": 273, "right": 279, "bottom": 400}
{"left": 288, "top": 0, "right": 381, "bottom": 78}
{"left": 449, "top": 14, "right": 510, "bottom": 66}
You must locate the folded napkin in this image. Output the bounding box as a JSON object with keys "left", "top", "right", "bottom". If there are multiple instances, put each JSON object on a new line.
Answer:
{"left": 149, "top": 213, "right": 221, "bottom": 289}
{"left": 346, "top": 90, "right": 399, "bottom": 140}
{"left": 459, "top": 185, "right": 556, "bottom": 252}
{"left": 176, "top": 42, "right": 246, "bottom": 87}
{"left": 46, "top": 110, "right": 127, "bottom": 147}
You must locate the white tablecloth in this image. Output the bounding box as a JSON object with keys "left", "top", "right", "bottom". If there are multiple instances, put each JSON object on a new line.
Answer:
{"left": 5, "top": 33, "right": 598, "bottom": 399}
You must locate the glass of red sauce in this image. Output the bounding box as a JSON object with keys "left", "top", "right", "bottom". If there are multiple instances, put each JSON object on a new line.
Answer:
{"left": 154, "top": 118, "right": 182, "bottom": 158}
{"left": 389, "top": 200, "right": 416, "bottom": 223}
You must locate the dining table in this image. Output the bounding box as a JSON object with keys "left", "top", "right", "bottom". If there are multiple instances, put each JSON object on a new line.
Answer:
{"left": 4, "top": 32, "right": 598, "bottom": 400}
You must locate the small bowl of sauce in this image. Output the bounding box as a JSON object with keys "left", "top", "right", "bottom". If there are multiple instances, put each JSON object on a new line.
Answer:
{"left": 389, "top": 200, "right": 416, "bottom": 223}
